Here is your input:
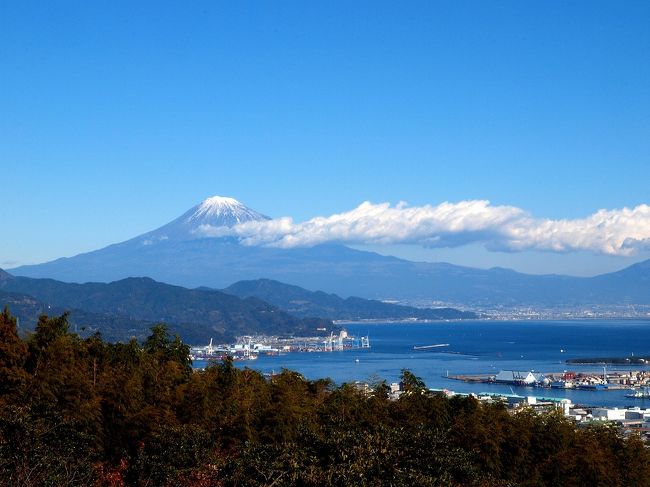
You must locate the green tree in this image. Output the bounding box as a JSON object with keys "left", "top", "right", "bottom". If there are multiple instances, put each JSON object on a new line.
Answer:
{"left": 27, "top": 326, "right": 102, "bottom": 435}
{"left": 25, "top": 312, "right": 71, "bottom": 373}
{"left": 399, "top": 368, "right": 426, "bottom": 392}
{"left": 0, "top": 307, "right": 28, "bottom": 400}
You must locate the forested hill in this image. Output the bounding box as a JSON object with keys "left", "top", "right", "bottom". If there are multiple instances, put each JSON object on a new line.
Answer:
{"left": 0, "top": 309, "right": 647, "bottom": 486}
{"left": 0, "top": 288, "right": 153, "bottom": 341}
{"left": 0, "top": 270, "right": 330, "bottom": 343}
{"left": 224, "top": 278, "right": 477, "bottom": 320}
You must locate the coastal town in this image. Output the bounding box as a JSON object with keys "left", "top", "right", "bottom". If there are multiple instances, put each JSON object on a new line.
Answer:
{"left": 425, "top": 387, "right": 650, "bottom": 441}
{"left": 377, "top": 376, "right": 650, "bottom": 442}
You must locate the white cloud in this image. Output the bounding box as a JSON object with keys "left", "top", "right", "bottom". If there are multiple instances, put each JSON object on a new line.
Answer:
{"left": 142, "top": 235, "right": 169, "bottom": 246}
{"left": 197, "top": 200, "right": 650, "bottom": 256}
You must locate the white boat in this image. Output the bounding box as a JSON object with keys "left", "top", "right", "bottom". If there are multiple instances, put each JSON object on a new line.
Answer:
{"left": 625, "top": 387, "right": 650, "bottom": 398}
{"left": 413, "top": 343, "right": 450, "bottom": 350}
{"left": 551, "top": 380, "right": 575, "bottom": 389}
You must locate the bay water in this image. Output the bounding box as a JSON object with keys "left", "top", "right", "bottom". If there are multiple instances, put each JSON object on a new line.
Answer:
{"left": 197, "top": 320, "right": 650, "bottom": 408}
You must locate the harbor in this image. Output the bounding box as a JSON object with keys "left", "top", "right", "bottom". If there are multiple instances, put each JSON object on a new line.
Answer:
{"left": 191, "top": 320, "right": 650, "bottom": 410}
{"left": 447, "top": 367, "right": 650, "bottom": 392}
{"left": 190, "top": 329, "right": 370, "bottom": 362}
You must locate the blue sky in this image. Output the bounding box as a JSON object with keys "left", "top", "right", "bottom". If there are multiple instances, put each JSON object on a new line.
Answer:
{"left": 1, "top": 1, "right": 649, "bottom": 275}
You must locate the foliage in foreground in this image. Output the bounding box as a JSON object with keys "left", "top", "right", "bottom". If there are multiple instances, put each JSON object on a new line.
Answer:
{"left": 1, "top": 308, "right": 649, "bottom": 486}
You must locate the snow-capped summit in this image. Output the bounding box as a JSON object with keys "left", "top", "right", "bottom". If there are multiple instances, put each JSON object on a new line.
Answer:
{"left": 137, "top": 195, "right": 270, "bottom": 244}
{"left": 188, "top": 196, "right": 268, "bottom": 225}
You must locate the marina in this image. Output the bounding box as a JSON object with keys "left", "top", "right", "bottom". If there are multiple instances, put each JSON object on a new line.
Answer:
{"left": 448, "top": 366, "right": 650, "bottom": 391}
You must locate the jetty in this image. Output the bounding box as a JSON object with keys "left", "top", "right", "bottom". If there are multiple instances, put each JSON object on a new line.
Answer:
{"left": 447, "top": 374, "right": 492, "bottom": 383}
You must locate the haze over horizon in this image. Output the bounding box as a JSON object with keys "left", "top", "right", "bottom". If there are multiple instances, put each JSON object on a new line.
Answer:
{"left": 2, "top": 1, "right": 649, "bottom": 276}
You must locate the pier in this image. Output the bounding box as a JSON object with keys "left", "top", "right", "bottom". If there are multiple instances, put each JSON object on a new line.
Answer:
{"left": 447, "top": 374, "right": 493, "bottom": 383}
{"left": 446, "top": 369, "right": 645, "bottom": 391}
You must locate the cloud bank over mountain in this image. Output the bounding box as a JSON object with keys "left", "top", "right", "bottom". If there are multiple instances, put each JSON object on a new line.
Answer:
{"left": 198, "top": 200, "right": 650, "bottom": 256}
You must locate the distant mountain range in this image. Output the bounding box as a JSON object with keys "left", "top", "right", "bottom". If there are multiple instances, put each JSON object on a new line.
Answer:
{"left": 223, "top": 279, "right": 476, "bottom": 320}
{"left": 0, "top": 269, "right": 476, "bottom": 344}
{"left": 0, "top": 269, "right": 329, "bottom": 343}
{"left": 9, "top": 195, "right": 650, "bottom": 307}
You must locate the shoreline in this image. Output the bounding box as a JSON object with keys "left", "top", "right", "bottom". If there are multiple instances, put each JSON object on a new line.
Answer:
{"left": 334, "top": 316, "right": 650, "bottom": 325}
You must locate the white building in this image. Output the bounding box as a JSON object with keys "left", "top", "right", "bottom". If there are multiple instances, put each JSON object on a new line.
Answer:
{"left": 592, "top": 408, "right": 626, "bottom": 421}
{"left": 494, "top": 370, "right": 545, "bottom": 385}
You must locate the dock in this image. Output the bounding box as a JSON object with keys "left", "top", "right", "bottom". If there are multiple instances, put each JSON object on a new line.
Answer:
{"left": 446, "top": 369, "right": 639, "bottom": 391}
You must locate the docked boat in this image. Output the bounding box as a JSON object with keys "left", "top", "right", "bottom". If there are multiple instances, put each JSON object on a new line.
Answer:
{"left": 577, "top": 383, "right": 608, "bottom": 391}
{"left": 625, "top": 388, "right": 650, "bottom": 399}
{"left": 551, "top": 380, "right": 575, "bottom": 389}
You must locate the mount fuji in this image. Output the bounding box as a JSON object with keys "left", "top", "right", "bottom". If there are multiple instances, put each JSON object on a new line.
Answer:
{"left": 9, "top": 195, "right": 650, "bottom": 306}
{"left": 135, "top": 195, "right": 270, "bottom": 244}
{"left": 12, "top": 195, "right": 409, "bottom": 296}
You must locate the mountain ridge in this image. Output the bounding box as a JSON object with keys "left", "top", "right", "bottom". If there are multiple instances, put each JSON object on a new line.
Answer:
{"left": 223, "top": 278, "right": 477, "bottom": 320}
{"left": 0, "top": 270, "right": 330, "bottom": 343}
{"left": 9, "top": 196, "right": 650, "bottom": 306}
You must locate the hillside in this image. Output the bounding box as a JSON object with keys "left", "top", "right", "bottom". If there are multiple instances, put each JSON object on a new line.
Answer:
{"left": 0, "top": 270, "right": 330, "bottom": 343}
{"left": 0, "top": 287, "right": 154, "bottom": 342}
{"left": 224, "top": 278, "right": 477, "bottom": 320}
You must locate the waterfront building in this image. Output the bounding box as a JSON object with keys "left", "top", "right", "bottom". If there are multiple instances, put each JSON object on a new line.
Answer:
{"left": 494, "top": 370, "right": 545, "bottom": 385}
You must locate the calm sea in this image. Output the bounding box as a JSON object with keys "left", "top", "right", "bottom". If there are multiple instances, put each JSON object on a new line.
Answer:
{"left": 195, "top": 320, "right": 650, "bottom": 408}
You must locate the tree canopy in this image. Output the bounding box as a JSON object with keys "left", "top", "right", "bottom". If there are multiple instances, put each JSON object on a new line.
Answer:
{"left": 0, "top": 308, "right": 648, "bottom": 486}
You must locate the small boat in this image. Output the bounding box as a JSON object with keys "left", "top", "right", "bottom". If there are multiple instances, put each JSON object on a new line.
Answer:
{"left": 551, "top": 380, "right": 575, "bottom": 389}
{"left": 413, "top": 343, "right": 450, "bottom": 350}
{"left": 578, "top": 383, "right": 608, "bottom": 391}
{"left": 625, "top": 388, "right": 650, "bottom": 399}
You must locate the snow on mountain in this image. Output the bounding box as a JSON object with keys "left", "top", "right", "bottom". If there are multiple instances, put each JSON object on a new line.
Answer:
{"left": 188, "top": 196, "right": 268, "bottom": 224}
{"left": 137, "top": 195, "right": 270, "bottom": 243}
